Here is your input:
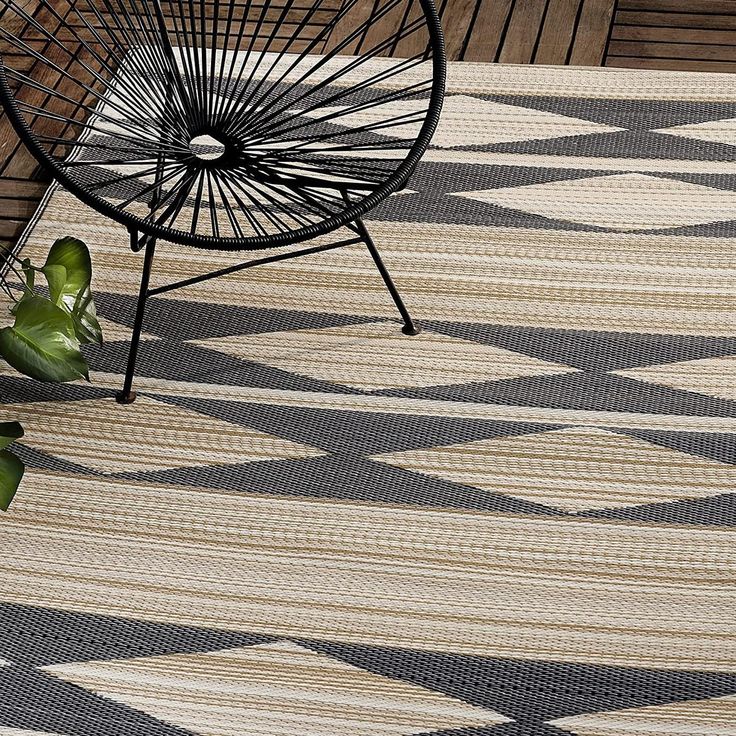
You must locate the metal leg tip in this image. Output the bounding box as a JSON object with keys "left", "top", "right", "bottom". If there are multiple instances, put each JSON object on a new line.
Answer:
{"left": 402, "top": 323, "right": 421, "bottom": 336}
{"left": 115, "top": 390, "right": 137, "bottom": 405}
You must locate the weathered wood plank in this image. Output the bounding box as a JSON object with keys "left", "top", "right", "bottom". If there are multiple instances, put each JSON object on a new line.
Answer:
{"left": 609, "top": 39, "right": 736, "bottom": 62}
{"left": 609, "top": 55, "right": 736, "bottom": 73}
{"left": 606, "top": 0, "right": 736, "bottom": 73}
{"left": 0, "top": 217, "right": 31, "bottom": 239}
{"left": 616, "top": 10, "right": 736, "bottom": 31}
{"left": 613, "top": 25, "right": 736, "bottom": 45}
{"left": 0, "top": 196, "right": 43, "bottom": 220}
{"left": 323, "top": 0, "right": 376, "bottom": 54}
{"left": 534, "top": 0, "right": 581, "bottom": 64}
{"left": 619, "top": 0, "right": 736, "bottom": 12}
{"left": 463, "top": 0, "right": 513, "bottom": 62}
{"left": 497, "top": 0, "right": 548, "bottom": 64}
{"left": 569, "top": 0, "right": 616, "bottom": 66}
{"left": 0, "top": 179, "right": 48, "bottom": 199}
{"left": 439, "top": 0, "right": 479, "bottom": 60}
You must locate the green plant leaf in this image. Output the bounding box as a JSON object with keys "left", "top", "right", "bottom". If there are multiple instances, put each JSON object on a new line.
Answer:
{"left": 0, "top": 448, "right": 24, "bottom": 511}
{"left": 0, "top": 421, "right": 23, "bottom": 451}
{"left": 71, "top": 287, "right": 103, "bottom": 345}
{"left": 44, "top": 237, "right": 91, "bottom": 293}
{"left": 0, "top": 295, "right": 89, "bottom": 382}
{"left": 42, "top": 238, "right": 102, "bottom": 346}
{"left": 41, "top": 263, "right": 67, "bottom": 305}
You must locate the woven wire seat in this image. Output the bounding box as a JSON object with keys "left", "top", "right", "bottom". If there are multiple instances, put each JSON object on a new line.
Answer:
{"left": 0, "top": 0, "right": 445, "bottom": 401}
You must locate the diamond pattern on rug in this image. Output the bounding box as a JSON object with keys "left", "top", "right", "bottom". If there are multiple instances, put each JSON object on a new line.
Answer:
{"left": 0, "top": 602, "right": 275, "bottom": 667}
{"left": 484, "top": 128, "right": 736, "bottom": 163}
{"left": 0, "top": 668, "right": 190, "bottom": 736}
{"left": 487, "top": 95, "right": 736, "bottom": 132}
{"left": 302, "top": 639, "right": 736, "bottom": 725}
{"left": 383, "top": 371, "right": 736, "bottom": 421}
{"left": 303, "top": 95, "right": 623, "bottom": 148}
{"left": 0, "top": 396, "right": 324, "bottom": 474}
{"left": 189, "top": 321, "right": 578, "bottom": 391}
{"left": 371, "top": 427, "right": 736, "bottom": 513}
{"left": 93, "top": 291, "right": 380, "bottom": 341}
{"left": 614, "top": 355, "right": 736, "bottom": 402}
{"left": 427, "top": 322, "right": 736, "bottom": 374}
{"left": 549, "top": 694, "right": 736, "bottom": 735}
{"left": 156, "top": 397, "right": 553, "bottom": 457}
{"left": 655, "top": 117, "right": 736, "bottom": 146}
{"left": 6, "top": 61, "right": 736, "bottom": 736}
{"left": 452, "top": 173, "right": 736, "bottom": 231}
{"left": 42, "top": 641, "right": 510, "bottom": 736}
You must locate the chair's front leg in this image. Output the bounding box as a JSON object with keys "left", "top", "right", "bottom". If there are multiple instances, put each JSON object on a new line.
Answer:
{"left": 116, "top": 232, "right": 157, "bottom": 405}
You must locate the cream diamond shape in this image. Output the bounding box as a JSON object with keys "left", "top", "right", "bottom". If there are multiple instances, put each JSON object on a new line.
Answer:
{"left": 190, "top": 321, "right": 577, "bottom": 391}
{"left": 453, "top": 172, "right": 736, "bottom": 231}
{"left": 303, "top": 95, "right": 623, "bottom": 148}
{"left": 550, "top": 693, "right": 736, "bottom": 735}
{"left": 43, "top": 641, "right": 509, "bottom": 736}
{"left": 614, "top": 355, "right": 736, "bottom": 402}
{"left": 372, "top": 426, "right": 736, "bottom": 513}
{"left": 0, "top": 396, "right": 324, "bottom": 474}
{"left": 656, "top": 117, "right": 736, "bottom": 146}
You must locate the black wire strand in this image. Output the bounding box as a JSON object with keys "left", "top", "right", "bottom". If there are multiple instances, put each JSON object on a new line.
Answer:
{"left": 0, "top": 0, "right": 444, "bottom": 248}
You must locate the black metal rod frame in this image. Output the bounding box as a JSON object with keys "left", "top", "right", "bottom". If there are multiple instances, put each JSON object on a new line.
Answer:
{"left": 114, "top": 220, "right": 420, "bottom": 403}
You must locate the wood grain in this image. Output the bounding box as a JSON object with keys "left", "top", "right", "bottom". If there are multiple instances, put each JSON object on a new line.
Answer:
{"left": 606, "top": 0, "right": 736, "bottom": 73}
{"left": 462, "top": 0, "right": 513, "bottom": 62}
{"left": 534, "top": 0, "right": 580, "bottom": 64}
{"left": 569, "top": 0, "right": 616, "bottom": 66}
{"left": 497, "top": 0, "right": 548, "bottom": 64}
{"left": 325, "top": 0, "right": 618, "bottom": 65}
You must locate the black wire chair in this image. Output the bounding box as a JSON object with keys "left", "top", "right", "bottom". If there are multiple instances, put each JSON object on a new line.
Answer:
{"left": 0, "top": 0, "right": 445, "bottom": 402}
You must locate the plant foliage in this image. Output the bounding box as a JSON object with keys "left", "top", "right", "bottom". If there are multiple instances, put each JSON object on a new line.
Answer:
{"left": 0, "top": 421, "right": 24, "bottom": 511}
{"left": 0, "top": 238, "right": 101, "bottom": 509}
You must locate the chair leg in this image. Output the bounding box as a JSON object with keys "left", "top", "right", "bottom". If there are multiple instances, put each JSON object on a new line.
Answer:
{"left": 116, "top": 235, "right": 157, "bottom": 404}
{"left": 353, "top": 218, "right": 420, "bottom": 336}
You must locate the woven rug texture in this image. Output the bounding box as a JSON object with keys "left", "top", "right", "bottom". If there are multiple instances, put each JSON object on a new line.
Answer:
{"left": 1, "top": 62, "right": 736, "bottom": 735}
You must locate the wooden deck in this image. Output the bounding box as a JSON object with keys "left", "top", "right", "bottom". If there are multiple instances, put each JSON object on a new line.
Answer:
{"left": 1, "top": 0, "right": 735, "bottom": 259}
{"left": 325, "top": 0, "right": 615, "bottom": 64}
{"left": 606, "top": 0, "right": 736, "bottom": 73}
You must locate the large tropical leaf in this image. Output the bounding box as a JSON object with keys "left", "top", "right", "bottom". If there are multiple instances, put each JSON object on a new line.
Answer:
{"left": 0, "top": 449, "right": 24, "bottom": 511}
{"left": 0, "top": 295, "right": 89, "bottom": 382}
{"left": 0, "top": 421, "right": 23, "bottom": 451}
{"left": 43, "top": 237, "right": 102, "bottom": 345}
{"left": 41, "top": 263, "right": 67, "bottom": 306}
{"left": 44, "top": 236, "right": 91, "bottom": 294}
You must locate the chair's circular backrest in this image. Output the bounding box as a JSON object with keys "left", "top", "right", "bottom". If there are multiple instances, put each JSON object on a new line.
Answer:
{"left": 0, "top": 0, "right": 445, "bottom": 250}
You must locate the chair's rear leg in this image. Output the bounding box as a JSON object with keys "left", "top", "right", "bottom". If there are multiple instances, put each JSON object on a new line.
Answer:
{"left": 353, "top": 218, "right": 421, "bottom": 336}
{"left": 116, "top": 234, "right": 157, "bottom": 404}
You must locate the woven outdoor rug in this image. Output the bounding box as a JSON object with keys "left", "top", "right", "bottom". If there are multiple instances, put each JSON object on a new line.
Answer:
{"left": 2, "top": 61, "right": 736, "bottom": 735}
